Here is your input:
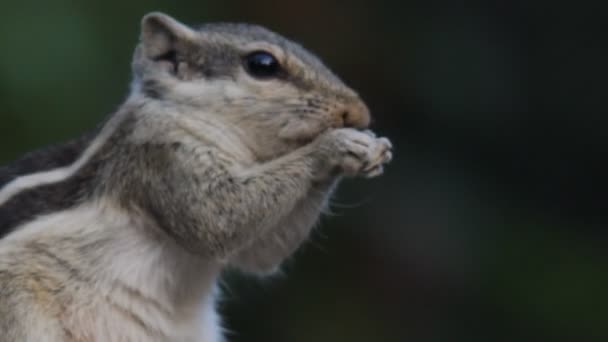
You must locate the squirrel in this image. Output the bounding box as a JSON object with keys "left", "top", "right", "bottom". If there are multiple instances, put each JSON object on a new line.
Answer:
{"left": 0, "top": 12, "right": 392, "bottom": 342}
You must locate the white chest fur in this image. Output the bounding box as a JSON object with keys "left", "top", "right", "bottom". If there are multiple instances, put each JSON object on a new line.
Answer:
{"left": 0, "top": 202, "right": 223, "bottom": 342}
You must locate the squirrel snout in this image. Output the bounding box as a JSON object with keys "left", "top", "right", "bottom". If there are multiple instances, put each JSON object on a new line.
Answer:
{"left": 332, "top": 100, "right": 371, "bottom": 129}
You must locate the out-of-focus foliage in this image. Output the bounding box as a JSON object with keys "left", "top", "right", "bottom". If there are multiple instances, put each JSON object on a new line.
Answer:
{"left": 1, "top": 1, "right": 607, "bottom": 341}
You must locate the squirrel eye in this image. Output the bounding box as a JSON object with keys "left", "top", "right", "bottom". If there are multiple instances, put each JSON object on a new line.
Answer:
{"left": 244, "top": 51, "right": 281, "bottom": 79}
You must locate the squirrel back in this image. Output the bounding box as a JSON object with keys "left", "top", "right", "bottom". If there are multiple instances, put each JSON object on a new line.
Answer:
{"left": 0, "top": 133, "right": 93, "bottom": 238}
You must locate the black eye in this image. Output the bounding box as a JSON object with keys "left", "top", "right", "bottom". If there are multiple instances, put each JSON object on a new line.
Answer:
{"left": 244, "top": 51, "right": 282, "bottom": 79}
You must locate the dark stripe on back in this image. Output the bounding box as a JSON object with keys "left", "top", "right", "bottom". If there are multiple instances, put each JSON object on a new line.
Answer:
{"left": 0, "top": 165, "right": 98, "bottom": 238}
{"left": 0, "top": 133, "right": 94, "bottom": 189}
{"left": 0, "top": 112, "right": 141, "bottom": 239}
{"left": 0, "top": 132, "right": 97, "bottom": 239}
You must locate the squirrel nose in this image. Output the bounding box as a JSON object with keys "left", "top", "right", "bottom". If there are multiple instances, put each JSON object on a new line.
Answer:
{"left": 333, "top": 100, "right": 371, "bottom": 129}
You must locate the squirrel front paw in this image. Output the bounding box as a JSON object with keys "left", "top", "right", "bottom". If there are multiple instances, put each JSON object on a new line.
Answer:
{"left": 316, "top": 128, "right": 393, "bottom": 178}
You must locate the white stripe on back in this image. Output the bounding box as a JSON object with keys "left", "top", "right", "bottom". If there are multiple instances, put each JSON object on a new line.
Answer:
{"left": 0, "top": 111, "right": 127, "bottom": 207}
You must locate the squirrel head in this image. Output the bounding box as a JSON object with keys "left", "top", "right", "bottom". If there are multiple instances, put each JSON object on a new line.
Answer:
{"left": 130, "top": 12, "right": 370, "bottom": 161}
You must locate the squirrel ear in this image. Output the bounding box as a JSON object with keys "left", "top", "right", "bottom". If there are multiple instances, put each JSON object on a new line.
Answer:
{"left": 140, "top": 12, "right": 196, "bottom": 59}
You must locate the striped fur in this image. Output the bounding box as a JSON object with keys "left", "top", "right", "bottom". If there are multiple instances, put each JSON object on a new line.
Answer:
{"left": 0, "top": 133, "right": 94, "bottom": 238}
{"left": 0, "top": 104, "right": 226, "bottom": 341}
{"left": 0, "top": 12, "right": 391, "bottom": 342}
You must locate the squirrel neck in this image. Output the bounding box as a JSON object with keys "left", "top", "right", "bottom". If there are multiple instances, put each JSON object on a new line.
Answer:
{"left": 126, "top": 94, "right": 259, "bottom": 164}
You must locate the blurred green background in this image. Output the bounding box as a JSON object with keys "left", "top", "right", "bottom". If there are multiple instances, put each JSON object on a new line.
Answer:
{"left": 1, "top": 1, "right": 607, "bottom": 341}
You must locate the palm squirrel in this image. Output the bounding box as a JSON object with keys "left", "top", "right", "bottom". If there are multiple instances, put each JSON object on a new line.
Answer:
{"left": 0, "top": 12, "right": 392, "bottom": 342}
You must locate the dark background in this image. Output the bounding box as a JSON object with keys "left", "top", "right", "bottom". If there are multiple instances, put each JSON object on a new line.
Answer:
{"left": 1, "top": 1, "right": 607, "bottom": 341}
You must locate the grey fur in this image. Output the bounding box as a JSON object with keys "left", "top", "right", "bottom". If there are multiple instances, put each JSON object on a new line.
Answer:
{"left": 0, "top": 133, "right": 95, "bottom": 238}
{"left": 0, "top": 12, "right": 392, "bottom": 341}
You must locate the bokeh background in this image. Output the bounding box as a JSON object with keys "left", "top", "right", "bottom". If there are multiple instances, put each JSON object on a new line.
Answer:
{"left": 1, "top": 1, "right": 607, "bottom": 341}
